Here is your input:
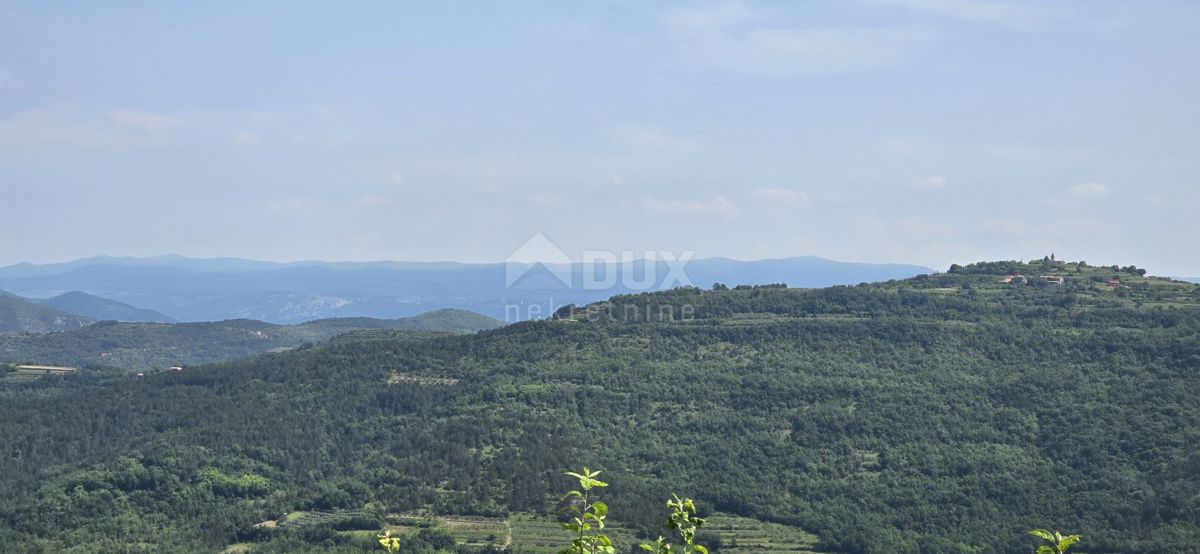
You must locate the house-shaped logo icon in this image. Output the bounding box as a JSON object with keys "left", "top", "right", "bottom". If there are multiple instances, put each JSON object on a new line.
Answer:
{"left": 504, "top": 233, "right": 573, "bottom": 288}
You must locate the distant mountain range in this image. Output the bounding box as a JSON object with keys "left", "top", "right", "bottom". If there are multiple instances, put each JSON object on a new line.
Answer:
{"left": 0, "top": 308, "right": 502, "bottom": 370}
{"left": 0, "top": 255, "right": 934, "bottom": 323}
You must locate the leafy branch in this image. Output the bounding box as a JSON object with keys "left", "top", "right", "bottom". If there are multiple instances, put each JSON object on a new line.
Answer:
{"left": 640, "top": 494, "right": 708, "bottom": 554}
{"left": 377, "top": 529, "right": 401, "bottom": 552}
{"left": 1027, "top": 529, "right": 1081, "bottom": 554}
{"left": 560, "top": 467, "right": 615, "bottom": 554}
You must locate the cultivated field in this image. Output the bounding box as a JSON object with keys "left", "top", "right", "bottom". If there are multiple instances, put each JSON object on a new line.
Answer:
{"left": 2, "top": 364, "right": 76, "bottom": 382}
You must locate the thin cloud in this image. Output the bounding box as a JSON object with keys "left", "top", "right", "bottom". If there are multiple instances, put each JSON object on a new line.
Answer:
{"left": 606, "top": 125, "right": 698, "bottom": 155}
{"left": 108, "top": 109, "right": 175, "bottom": 131}
{"left": 1068, "top": 182, "right": 1108, "bottom": 197}
{"left": 0, "top": 105, "right": 177, "bottom": 150}
{"left": 666, "top": 2, "right": 930, "bottom": 76}
{"left": 233, "top": 131, "right": 259, "bottom": 145}
{"left": 912, "top": 175, "right": 947, "bottom": 190}
{"left": 357, "top": 194, "right": 393, "bottom": 208}
{"left": 266, "top": 197, "right": 320, "bottom": 217}
{"left": 862, "top": 0, "right": 1045, "bottom": 31}
{"left": 753, "top": 187, "right": 809, "bottom": 203}
{"left": 644, "top": 196, "right": 738, "bottom": 218}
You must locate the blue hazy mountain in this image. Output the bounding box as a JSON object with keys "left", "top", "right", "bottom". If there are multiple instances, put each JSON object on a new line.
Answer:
{"left": 33, "top": 291, "right": 175, "bottom": 323}
{"left": 0, "top": 256, "right": 933, "bottom": 323}
{"left": 0, "top": 293, "right": 93, "bottom": 332}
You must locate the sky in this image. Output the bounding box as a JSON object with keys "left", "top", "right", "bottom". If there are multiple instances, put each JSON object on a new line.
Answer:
{"left": 1, "top": 1, "right": 1198, "bottom": 275}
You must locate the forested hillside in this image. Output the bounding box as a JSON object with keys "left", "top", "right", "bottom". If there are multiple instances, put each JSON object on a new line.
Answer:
{"left": 0, "top": 308, "right": 502, "bottom": 370}
{"left": 0, "top": 294, "right": 93, "bottom": 333}
{"left": 0, "top": 260, "right": 1197, "bottom": 553}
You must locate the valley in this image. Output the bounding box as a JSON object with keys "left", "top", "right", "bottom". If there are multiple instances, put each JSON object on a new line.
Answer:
{"left": 0, "top": 309, "right": 502, "bottom": 371}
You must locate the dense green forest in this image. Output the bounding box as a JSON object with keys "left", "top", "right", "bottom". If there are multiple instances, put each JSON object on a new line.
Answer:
{"left": 0, "top": 309, "right": 502, "bottom": 371}
{"left": 0, "top": 260, "right": 1197, "bottom": 553}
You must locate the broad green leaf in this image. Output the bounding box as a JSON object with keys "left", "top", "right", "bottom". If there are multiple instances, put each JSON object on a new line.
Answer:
{"left": 1028, "top": 530, "right": 1055, "bottom": 542}
{"left": 593, "top": 501, "right": 608, "bottom": 517}
{"left": 1058, "top": 535, "right": 1081, "bottom": 551}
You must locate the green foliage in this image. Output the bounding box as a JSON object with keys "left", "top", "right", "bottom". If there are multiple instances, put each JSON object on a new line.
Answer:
{"left": 641, "top": 495, "right": 709, "bottom": 554}
{"left": 561, "top": 468, "right": 615, "bottom": 554}
{"left": 1027, "top": 529, "right": 1081, "bottom": 554}
{"left": 378, "top": 529, "right": 401, "bottom": 552}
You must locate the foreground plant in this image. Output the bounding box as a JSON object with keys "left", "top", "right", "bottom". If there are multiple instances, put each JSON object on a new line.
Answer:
{"left": 378, "top": 529, "right": 400, "bottom": 552}
{"left": 1027, "top": 529, "right": 1081, "bottom": 554}
{"left": 641, "top": 494, "right": 708, "bottom": 554}
{"left": 561, "top": 467, "right": 616, "bottom": 554}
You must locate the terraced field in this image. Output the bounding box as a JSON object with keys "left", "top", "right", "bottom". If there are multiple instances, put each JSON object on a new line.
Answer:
{"left": 507, "top": 512, "right": 827, "bottom": 554}
{"left": 704, "top": 513, "right": 828, "bottom": 554}
{"left": 440, "top": 516, "right": 510, "bottom": 546}
{"left": 508, "top": 514, "right": 640, "bottom": 554}
{"left": 301, "top": 510, "right": 828, "bottom": 554}
{"left": 2, "top": 364, "right": 76, "bottom": 382}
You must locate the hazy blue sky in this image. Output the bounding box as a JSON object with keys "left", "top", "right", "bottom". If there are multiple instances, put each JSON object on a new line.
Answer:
{"left": 2, "top": 1, "right": 1198, "bottom": 274}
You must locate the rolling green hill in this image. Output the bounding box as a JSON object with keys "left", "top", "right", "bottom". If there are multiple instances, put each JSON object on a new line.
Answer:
{"left": 34, "top": 290, "right": 175, "bottom": 323}
{"left": 0, "top": 260, "right": 1196, "bottom": 553}
{"left": 0, "top": 308, "right": 502, "bottom": 370}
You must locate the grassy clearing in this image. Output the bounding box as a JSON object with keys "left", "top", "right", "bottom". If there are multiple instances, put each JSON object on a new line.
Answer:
{"left": 388, "top": 372, "right": 460, "bottom": 385}
{"left": 277, "top": 509, "right": 375, "bottom": 528}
